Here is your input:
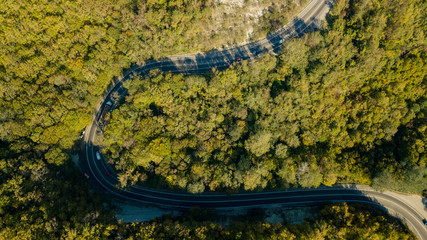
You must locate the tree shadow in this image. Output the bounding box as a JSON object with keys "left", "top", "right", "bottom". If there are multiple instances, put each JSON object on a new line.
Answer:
{"left": 102, "top": 11, "right": 328, "bottom": 87}
{"left": 94, "top": 0, "right": 336, "bottom": 120}
{"left": 91, "top": 10, "right": 330, "bottom": 144}
{"left": 83, "top": 0, "right": 362, "bottom": 211}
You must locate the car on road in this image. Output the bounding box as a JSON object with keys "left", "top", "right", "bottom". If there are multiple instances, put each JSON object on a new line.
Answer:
{"left": 236, "top": 57, "right": 243, "bottom": 61}
{"left": 105, "top": 170, "right": 111, "bottom": 176}
{"left": 106, "top": 101, "right": 112, "bottom": 106}
{"left": 84, "top": 173, "right": 90, "bottom": 179}
{"left": 423, "top": 219, "right": 427, "bottom": 226}
{"left": 96, "top": 151, "right": 101, "bottom": 160}
{"left": 278, "top": 38, "right": 284, "bottom": 44}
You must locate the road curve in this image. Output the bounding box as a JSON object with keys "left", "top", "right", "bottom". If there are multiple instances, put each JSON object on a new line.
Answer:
{"left": 79, "top": 0, "right": 427, "bottom": 239}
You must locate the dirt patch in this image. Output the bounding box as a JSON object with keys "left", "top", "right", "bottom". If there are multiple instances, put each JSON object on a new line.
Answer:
{"left": 71, "top": 154, "right": 79, "bottom": 166}
{"left": 113, "top": 201, "right": 317, "bottom": 225}
{"left": 281, "top": 207, "right": 318, "bottom": 225}
{"left": 114, "top": 201, "right": 181, "bottom": 223}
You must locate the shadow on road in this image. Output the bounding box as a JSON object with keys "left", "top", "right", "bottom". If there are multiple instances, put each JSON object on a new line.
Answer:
{"left": 106, "top": 15, "right": 325, "bottom": 89}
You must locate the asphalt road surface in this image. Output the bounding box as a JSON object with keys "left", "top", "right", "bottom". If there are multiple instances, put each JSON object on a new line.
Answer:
{"left": 79, "top": 0, "right": 427, "bottom": 238}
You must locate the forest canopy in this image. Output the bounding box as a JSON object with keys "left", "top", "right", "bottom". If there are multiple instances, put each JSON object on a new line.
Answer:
{"left": 102, "top": 0, "right": 426, "bottom": 193}
{"left": 0, "top": 0, "right": 425, "bottom": 238}
{"left": 0, "top": 0, "right": 311, "bottom": 238}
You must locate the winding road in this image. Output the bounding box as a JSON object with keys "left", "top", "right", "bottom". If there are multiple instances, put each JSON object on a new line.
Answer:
{"left": 79, "top": 0, "right": 427, "bottom": 239}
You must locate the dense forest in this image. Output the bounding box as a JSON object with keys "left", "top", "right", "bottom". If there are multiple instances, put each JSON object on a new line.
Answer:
{"left": 0, "top": 0, "right": 308, "bottom": 232}
{"left": 99, "top": 203, "right": 416, "bottom": 239}
{"left": 0, "top": 0, "right": 425, "bottom": 238}
{"left": 103, "top": 0, "right": 426, "bottom": 193}
{"left": 0, "top": 202, "right": 416, "bottom": 239}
